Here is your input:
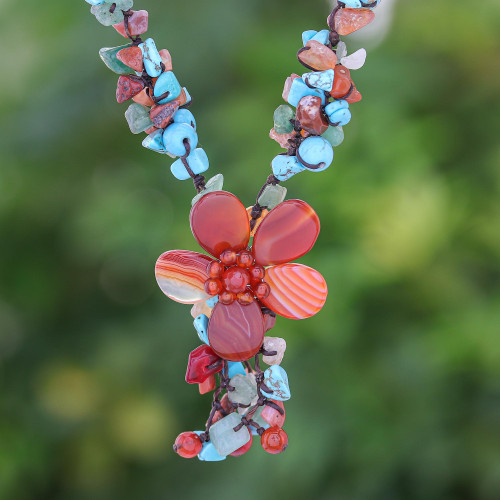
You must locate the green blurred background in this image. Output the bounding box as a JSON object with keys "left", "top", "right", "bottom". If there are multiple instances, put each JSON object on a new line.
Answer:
{"left": 1, "top": 0, "right": 500, "bottom": 498}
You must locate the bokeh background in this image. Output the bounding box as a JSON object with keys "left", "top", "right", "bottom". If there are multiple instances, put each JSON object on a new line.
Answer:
{"left": 1, "top": 0, "right": 500, "bottom": 498}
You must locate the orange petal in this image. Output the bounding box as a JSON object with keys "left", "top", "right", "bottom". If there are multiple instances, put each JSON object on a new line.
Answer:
{"left": 260, "top": 263, "right": 327, "bottom": 319}
{"left": 190, "top": 192, "right": 250, "bottom": 259}
{"left": 155, "top": 250, "right": 213, "bottom": 304}
{"left": 252, "top": 200, "right": 320, "bottom": 266}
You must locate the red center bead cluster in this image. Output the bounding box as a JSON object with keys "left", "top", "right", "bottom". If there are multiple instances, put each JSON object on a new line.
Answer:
{"left": 204, "top": 249, "right": 270, "bottom": 306}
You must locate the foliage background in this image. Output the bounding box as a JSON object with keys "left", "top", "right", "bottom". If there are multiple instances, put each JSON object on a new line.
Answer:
{"left": 1, "top": 0, "right": 500, "bottom": 498}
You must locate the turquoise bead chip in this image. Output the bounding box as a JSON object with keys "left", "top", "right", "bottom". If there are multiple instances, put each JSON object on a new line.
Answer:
{"left": 287, "top": 78, "right": 326, "bottom": 107}
{"left": 173, "top": 109, "right": 196, "bottom": 129}
{"left": 99, "top": 44, "right": 132, "bottom": 75}
{"left": 261, "top": 365, "right": 291, "bottom": 402}
{"left": 297, "top": 136, "right": 334, "bottom": 172}
{"left": 194, "top": 314, "right": 209, "bottom": 344}
{"left": 139, "top": 38, "right": 163, "bottom": 77}
{"left": 325, "top": 100, "right": 351, "bottom": 126}
{"left": 142, "top": 129, "right": 173, "bottom": 156}
{"left": 227, "top": 362, "right": 246, "bottom": 379}
{"left": 209, "top": 413, "right": 250, "bottom": 457}
{"left": 302, "top": 69, "right": 335, "bottom": 92}
{"left": 343, "top": 0, "right": 379, "bottom": 8}
{"left": 206, "top": 295, "right": 219, "bottom": 308}
{"left": 86, "top": 0, "right": 105, "bottom": 5}
{"left": 272, "top": 154, "right": 305, "bottom": 181}
{"left": 302, "top": 30, "right": 318, "bottom": 45}
{"left": 163, "top": 123, "right": 198, "bottom": 157}
{"left": 154, "top": 71, "right": 182, "bottom": 105}
{"left": 194, "top": 431, "right": 226, "bottom": 462}
{"left": 170, "top": 147, "right": 209, "bottom": 180}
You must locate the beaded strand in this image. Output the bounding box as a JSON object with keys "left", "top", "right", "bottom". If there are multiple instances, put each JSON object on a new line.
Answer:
{"left": 84, "top": 0, "right": 381, "bottom": 460}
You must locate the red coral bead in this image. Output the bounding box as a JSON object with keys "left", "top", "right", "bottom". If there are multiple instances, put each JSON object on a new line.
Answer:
{"left": 207, "top": 261, "right": 224, "bottom": 278}
{"left": 237, "top": 291, "right": 254, "bottom": 306}
{"left": 237, "top": 250, "right": 254, "bottom": 268}
{"left": 219, "top": 290, "right": 236, "bottom": 305}
{"left": 261, "top": 426, "right": 288, "bottom": 454}
{"left": 204, "top": 278, "right": 222, "bottom": 296}
{"left": 260, "top": 400, "right": 286, "bottom": 428}
{"left": 185, "top": 345, "right": 222, "bottom": 384}
{"left": 230, "top": 428, "right": 253, "bottom": 457}
{"left": 198, "top": 374, "right": 216, "bottom": 394}
{"left": 249, "top": 265, "right": 266, "bottom": 284}
{"left": 254, "top": 281, "right": 270, "bottom": 300}
{"left": 220, "top": 249, "right": 238, "bottom": 266}
{"left": 222, "top": 267, "right": 251, "bottom": 294}
{"left": 173, "top": 432, "right": 203, "bottom": 458}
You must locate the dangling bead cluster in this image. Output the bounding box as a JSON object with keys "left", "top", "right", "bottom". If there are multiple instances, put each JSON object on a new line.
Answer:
{"left": 83, "top": 0, "right": 382, "bottom": 460}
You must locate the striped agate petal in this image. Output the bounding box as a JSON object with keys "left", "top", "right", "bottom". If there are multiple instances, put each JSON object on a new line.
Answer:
{"left": 252, "top": 199, "right": 320, "bottom": 266}
{"left": 155, "top": 250, "right": 213, "bottom": 304}
{"left": 261, "top": 263, "right": 327, "bottom": 320}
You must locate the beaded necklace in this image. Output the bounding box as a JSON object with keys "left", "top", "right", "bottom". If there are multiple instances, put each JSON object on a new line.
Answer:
{"left": 85, "top": 0, "right": 381, "bottom": 461}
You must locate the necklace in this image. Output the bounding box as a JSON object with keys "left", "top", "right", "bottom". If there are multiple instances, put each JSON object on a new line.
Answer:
{"left": 85, "top": 0, "right": 381, "bottom": 461}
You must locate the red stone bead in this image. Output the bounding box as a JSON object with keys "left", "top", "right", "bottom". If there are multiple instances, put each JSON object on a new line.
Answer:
{"left": 230, "top": 428, "right": 253, "bottom": 457}
{"left": 159, "top": 49, "right": 173, "bottom": 72}
{"left": 174, "top": 432, "right": 203, "bottom": 459}
{"left": 219, "top": 291, "right": 236, "bottom": 305}
{"left": 185, "top": 345, "right": 222, "bottom": 384}
{"left": 116, "top": 46, "right": 144, "bottom": 72}
{"left": 222, "top": 267, "right": 251, "bottom": 294}
{"left": 254, "top": 282, "right": 270, "bottom": 300}
{"left": 210, "top": 410, "right": 224, "bottom": 424}
{"left": 282, "top": 73, "right": 300, "bottom": 102}
{"left": 345, "top": 86, "right": 362, "bottom": 104}
{"left": 261, "top": 426, "right": 288, "bottom": 454}
{"left": 113, "top": 9, "right": 149, "bottom": 38}
{"left": 220, "top": 394, "right": 233, "bottom": 414}
{"left": 190, "top": 192, "right": 250, "bottom": 259}
{"left": 199, "top": 374, "right": 216, "bottom": 394}
{"left": 207, "top": 260, "right": 224, "bottom": 278}
{"left": 204, "top": 278, "right": 222, "bottom": 296}
{"left": 220, "top": 249, "right": 238, "bottom": 266}
{"left": 331, "top": 66, "right": 353, "bottom": 99}
{"left": 296, "top": 95, "right": 329, "bottom": 136}
{"left": 263, "top": 312, "right": 276, "bottom": 332}
{"left": 333, "top": 7, "right": 375, "bottom": 36}
{"left": 237, "top": 250, "right": 254, "bottom": 268}
{"left": 260, "top": 401, "right": 286, "bottom": 428}
{"left": 133, "top": 87, "right": 154, "bottom": 107}
{"left": 237, "top": 291, "right": 254, "bottom": 306}
{"left": 207, "top": 301, "right": 264, "bottom": 361}
{"left": 116, "top": 75, "right": 144, "bottom": 104}
{"left": 149, "top": 101, "right": 180, "bottom": 129}
{"left": 249, "top": 265, "right": 266, "bottom": 284}
{"left": 252, "top": 200, "right": 320, "bottom": 266}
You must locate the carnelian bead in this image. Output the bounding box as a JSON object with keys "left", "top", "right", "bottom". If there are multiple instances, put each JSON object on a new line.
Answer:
{"left": 207, "top": 261, "right": 224, "bottom": 278}
{"left": 249, "top": 265, "right": 266, "bottom": 285}
{"left": 220, "top": 249, "right": 238, "bottom": 266}
{"left": 254, "top": 281, "right": 270, "bottom": 300}
{"left": 230, "top": 428, "right": 253, "bottom": 457}
{"left": 204, "top": 278, "right": 222, "bottom": 296}
{"left": 219, "top": 291, "right": 236, "bottom": 305}
{"left": 237, "top": 291, "right": 254, "bottom": 306}
{"left": 173, "top": 432, "right": 203, "bottom": 458}
{"left": 222, "top": 267, "right": 251, "bottom": 294}
{"left": 237, "top": 250, "right": 254, "bottom": 268}
{"left": 261, "top": 426, "right": 288, "bottom": 454}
